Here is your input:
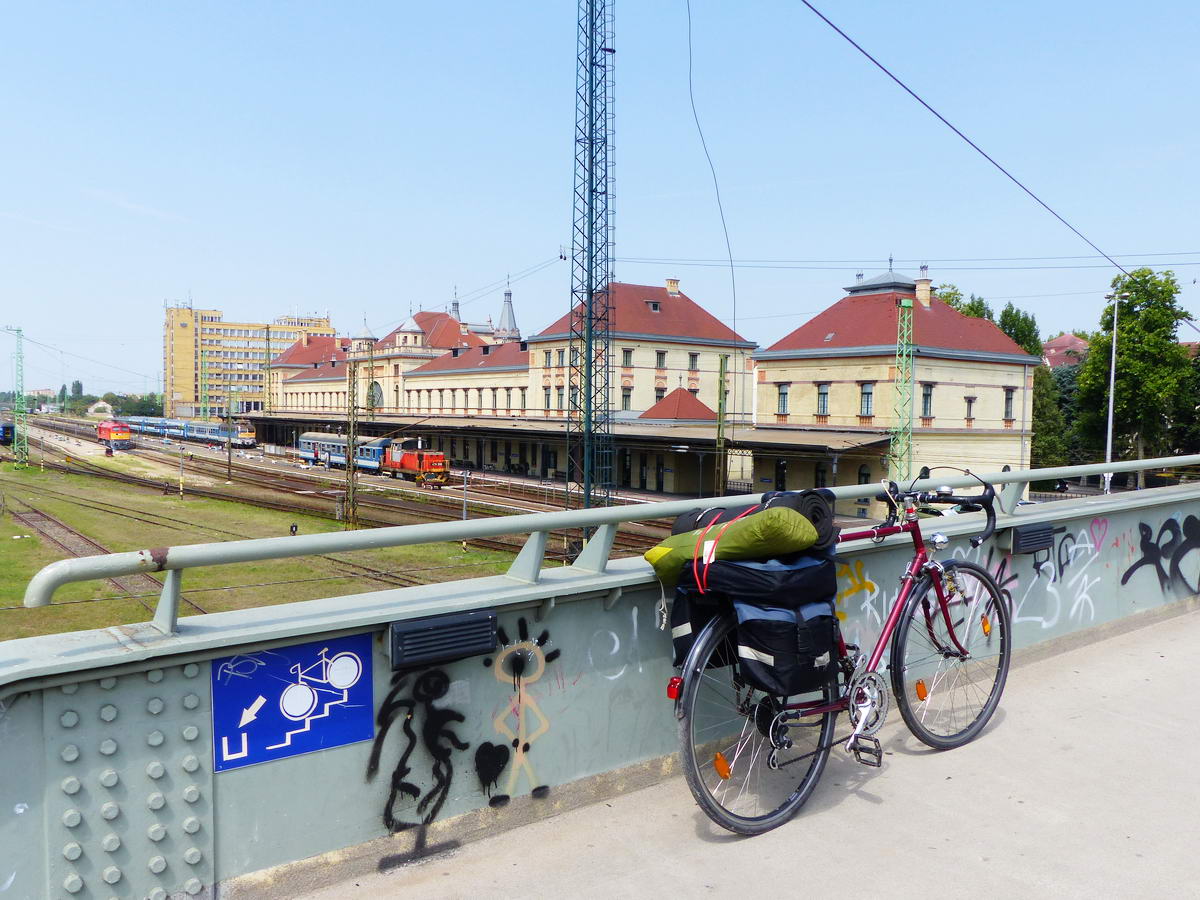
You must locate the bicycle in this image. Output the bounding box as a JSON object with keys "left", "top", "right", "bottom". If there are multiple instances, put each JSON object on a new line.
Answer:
{"left": 670, "top": 478, "right": 1011, "bottom": 835}
{"left": 279, "top": 646, "right": 364, "bottom": 721}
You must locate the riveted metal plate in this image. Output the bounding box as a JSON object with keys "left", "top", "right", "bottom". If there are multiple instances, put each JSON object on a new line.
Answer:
{"left": 43, "top": 663, "right": 214, "bottom": 898}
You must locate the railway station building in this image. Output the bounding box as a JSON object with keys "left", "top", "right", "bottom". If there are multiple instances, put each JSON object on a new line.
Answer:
{"left": 252, "top": 272, "right": 1038, "bottom": 513}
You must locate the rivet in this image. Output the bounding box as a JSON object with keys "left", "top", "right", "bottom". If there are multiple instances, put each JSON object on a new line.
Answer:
{"left": 100, "top": 801, "right": 120, "bottom": 821}
{"left": 184, "top": 847, "right": 202, "bottom": 865}
{"left": 101, "top": 865, "right": 122, "bottom": 884}
{"left": 182, "top": 725, "right": 199, "bottom": 741}
{"left": 147, "top": 823, "right": 167, "bottom": 842}
{"left": 182, "top": 785, "right": 201, "bottom": 803}
{"left": 99, "top": 739, "right": 118, "bottom": 756}
{"left": 147, "top": 730, "right": 164, "bottom": 747}
{"left": 60, "top": 744, "right": 80, "bottom": 763}
{"left": 149, "top": 889, "right": 168, "bottom": 900}
{"left": 182, "top": 663, "right": 199, "bottom": 678}
{"left": 181, "top": 754, "right": 200, "bottom": 773}
{"left": 62, "top": 808, "right": 82, "bottom": 827}
{"left": 62, "top": 841, "right": 82, "bottom": 860}
{"left": 61, "top": 683, "right": 79, "bottom": 695}
{"left": 146, "top": 761, "right": 166, "bottom": 779}
{"left": 63, "top": 872, "right": 83, "bottom": 893}
{"left": 147, "top": 792, "right": 165, "bottom": 811}
{"left": 101, "top": 832, "right": 121, "bottom": 852}
{"left": 59, "top": 710, "right": 79, "bottom": 728}
{"left": 99, "top": 677, "right": 117, "bottom": 690}
{"left": 182, "top": 693, "right": 200, "bottom": 710}
{"left": 99, "top": 769, "right": 119, "bottom": 788}
{"left": 182, "top": 816, "right": 200, "bottom": 834}
{"left": 148, "top": 855, "right": 167, "bottom": 874}
{"left": 147, "top": 697, "right": 165, "bottom": 715}
{"left": 147, "top": 668, "right": 164, "bottom": 683}
{"left": 184, "top": 877, "right": 203, "bottom": 896}
{"left": 99, "top": 704, "right": 118, "bottom": 722}
{"left": 61, "top": 776, "right": 81, "bottom": 795}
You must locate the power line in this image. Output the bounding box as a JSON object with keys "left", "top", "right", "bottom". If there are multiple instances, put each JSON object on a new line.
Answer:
{"left": 619, "top": 250, "right": 1200, "bottom": 265}
{"left": 796, "top": 0, "right": 1131, "bottom": 277}
{"left": 616, "top": 257, "right": 1200, "bottom": 272}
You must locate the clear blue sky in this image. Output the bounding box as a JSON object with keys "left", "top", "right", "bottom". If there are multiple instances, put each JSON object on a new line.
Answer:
{"left": 2, "top": 1, "right": 1198, "bottom": 395}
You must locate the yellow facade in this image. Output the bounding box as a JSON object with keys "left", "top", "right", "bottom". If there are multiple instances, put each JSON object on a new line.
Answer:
{"left": 525, "top": 338, "right": 754, "bottom": 421}
{"left": 163, "top": 305, "right": 334, "bottom": 418}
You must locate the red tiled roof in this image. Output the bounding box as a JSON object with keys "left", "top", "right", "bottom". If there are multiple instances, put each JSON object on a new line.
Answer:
{"left": 766, "top": 291, "right": 1033, "bottom": 357}
{"left": 407, "top": 341, "right": 529, "bottom": 376}
{"left": 271, "top": 336, "right": 350, "bottom": 367}
{"left": 284, "top": 362, "right": 348, "bottom": 384}
{"left": 1042, "top": 333, "right": 1090, "bottom": 368}
{"left": 639, "top": 387, "right": 717, "bottom": 421}
{"left": 533, "top": 282, "right": 752, "bottom": 346}
{"left": 376, "top": 311, "right": 488, "bottom": 350}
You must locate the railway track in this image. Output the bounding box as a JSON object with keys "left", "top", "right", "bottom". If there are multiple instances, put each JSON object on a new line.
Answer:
{"left": 8, "top": 497, "right": 207, "bottom": 615}
{"left": 19, "top": 419, "right": 669, "bottom": 556}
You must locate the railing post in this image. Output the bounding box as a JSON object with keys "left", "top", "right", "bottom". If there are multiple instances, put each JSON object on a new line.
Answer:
{"left": 506, "top": 531, "right": 548, "bottom": 584}
{"left": 153, "top": 569, "right": 182, "bottom": 635}
{"left": 998, "top": 481, "right": 1025, "bottom": 515}
{"left": 572, "top": 523, "right": 616, "bottom": 574}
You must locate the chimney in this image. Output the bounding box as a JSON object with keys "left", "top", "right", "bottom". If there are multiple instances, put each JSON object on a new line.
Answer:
{"left": 665, "top": 278, "right": 680, "bottom": 296}
{"left": 302, "top": 333, "right": 310, "bottom": 347}
{"left": 915, "top": 264, "right": 932, "bottom": 308}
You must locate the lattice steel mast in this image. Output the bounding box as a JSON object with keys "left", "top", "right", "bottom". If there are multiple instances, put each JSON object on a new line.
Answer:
{"left": 567, "top": 0, "right": 615, "bottom": 509}
{"left": 887, "top": 262, "right": 917, "bottom": 481}
{"left": 4, "top": 326, "right": 28, "bottom": 466}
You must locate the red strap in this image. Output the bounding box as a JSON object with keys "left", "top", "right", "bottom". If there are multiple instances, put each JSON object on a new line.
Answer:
{"left": 692, "top": 507, "right": 756, "bottom": 594}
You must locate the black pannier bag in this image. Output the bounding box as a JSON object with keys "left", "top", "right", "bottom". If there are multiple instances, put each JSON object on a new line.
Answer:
{"left": 733, "top": 598, "right": 837, "bottom": 696}
{"left": 670, "top": 553, "right": 838, "bottom": 667}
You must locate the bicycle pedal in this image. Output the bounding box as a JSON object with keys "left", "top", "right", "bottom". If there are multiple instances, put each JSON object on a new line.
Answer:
{"left": 847, "top": 735, "right": 883, "bottom": 768}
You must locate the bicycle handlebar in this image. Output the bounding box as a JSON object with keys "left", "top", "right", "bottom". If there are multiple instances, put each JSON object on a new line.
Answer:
{"left": 876, "top": 481, "right": 997, "bottom": 548}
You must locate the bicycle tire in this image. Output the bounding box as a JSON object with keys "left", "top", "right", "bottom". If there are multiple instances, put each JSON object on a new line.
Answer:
{"left": 890, "top": 560, "right": 1011, "bottom": 750}
{"left": 677, "top": 612, "right": 837, "bottom": 835}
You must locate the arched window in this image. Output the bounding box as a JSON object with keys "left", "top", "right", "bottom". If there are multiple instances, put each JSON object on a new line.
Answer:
{"left": 368, "top": 381, "right": 383, "bottom": 408}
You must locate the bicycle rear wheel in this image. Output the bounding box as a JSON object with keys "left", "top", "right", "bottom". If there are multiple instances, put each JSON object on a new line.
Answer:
{"left": 677, "top": 613, "right": 837, "bottom": 835}
{"left": 890, "top": 560, "right": 1011, "bottom": 749}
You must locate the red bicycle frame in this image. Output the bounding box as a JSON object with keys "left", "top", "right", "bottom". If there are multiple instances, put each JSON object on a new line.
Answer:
{"left": 784, "top": 510, "right": 966, "bottom": 714}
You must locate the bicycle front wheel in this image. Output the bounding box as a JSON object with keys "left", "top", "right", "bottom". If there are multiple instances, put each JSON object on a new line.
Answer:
{"left": 677, "top": 613, "right": 837, "bottom": 835}
{"left": 890, "top": 560, "right": 1011, "bottom": 750}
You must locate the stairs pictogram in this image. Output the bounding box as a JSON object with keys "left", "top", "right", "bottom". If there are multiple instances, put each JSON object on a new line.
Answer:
{"left": 265, "top": 690, "right": 349, "bottom": 750}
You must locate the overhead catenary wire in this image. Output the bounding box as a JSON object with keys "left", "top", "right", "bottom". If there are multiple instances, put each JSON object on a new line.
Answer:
{"left": 796, "top": 0, "right": 1130, "bottom": 278}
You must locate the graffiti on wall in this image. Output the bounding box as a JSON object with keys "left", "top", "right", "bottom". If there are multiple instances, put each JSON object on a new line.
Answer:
{"left": 366, "top": 669, "right": 469, "bottom": 834}
{"left": 476, "top": 617, "right": 560, "bottom": 808}
{"left": 1121, "top": 515, "right": 1200, "bottom": 594}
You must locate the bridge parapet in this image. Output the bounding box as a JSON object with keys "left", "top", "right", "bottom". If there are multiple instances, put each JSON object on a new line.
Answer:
{"left": 3, "top": 456, "right": 1200, "bottom": 898}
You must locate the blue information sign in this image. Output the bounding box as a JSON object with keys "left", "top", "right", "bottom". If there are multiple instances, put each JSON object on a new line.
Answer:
{"left": 210, "top": 633, "right": 374, "bottom": 772}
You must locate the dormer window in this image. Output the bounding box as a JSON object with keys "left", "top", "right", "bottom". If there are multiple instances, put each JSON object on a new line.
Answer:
{"left": 823, "top": 333, "right": 835, "bottom": 342}
{"left": 646, "top": 301, "right": 661, "bottom": 312}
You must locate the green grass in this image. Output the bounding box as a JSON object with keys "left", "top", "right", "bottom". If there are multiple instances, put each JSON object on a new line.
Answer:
{"left": 0, "top": 463, "right": 513, "bottom": 641}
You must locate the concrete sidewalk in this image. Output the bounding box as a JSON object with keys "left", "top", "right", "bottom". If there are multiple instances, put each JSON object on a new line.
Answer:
{"left": 303, "top": 610, "right": 1200, "bottom": 899}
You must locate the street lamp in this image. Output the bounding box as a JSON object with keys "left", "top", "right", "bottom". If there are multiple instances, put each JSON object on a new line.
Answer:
{"left": 1103, "top": 290, "right": 1130, "bottom": 494}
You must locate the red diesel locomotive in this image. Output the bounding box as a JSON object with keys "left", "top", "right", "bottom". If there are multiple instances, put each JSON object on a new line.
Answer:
{"left": 96, "top": 420, "right": 132, "bottom": 449}
{"left": 382, "top": 446, "right": 448, "bottom": 487}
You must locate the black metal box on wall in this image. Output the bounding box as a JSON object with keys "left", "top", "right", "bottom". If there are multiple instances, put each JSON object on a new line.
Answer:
{"left": 1007, "top": 521, "right": 1056, "bottom": 555}
{"left": 389, "top": 609, "right": 497, "bottom": 669}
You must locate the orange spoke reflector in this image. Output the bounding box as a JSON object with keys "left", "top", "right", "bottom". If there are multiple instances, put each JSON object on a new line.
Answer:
{"left": 714, "top": 751, "right": 732, "bottom": 780}
{"left": 915, "top": 679, "right": 928, "bottom": 702}
{"left": 981, "top": 614, "right": 992, "bottom": 637}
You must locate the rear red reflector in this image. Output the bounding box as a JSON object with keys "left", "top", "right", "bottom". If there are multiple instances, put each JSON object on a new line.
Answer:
{"left": 666, "top": 676, "right": 683, "bottom": 700}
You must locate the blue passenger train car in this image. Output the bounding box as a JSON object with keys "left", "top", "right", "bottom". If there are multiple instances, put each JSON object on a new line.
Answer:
{"left": 298, "top": 433, "right": 389, "bottom": 472}
{"left": 121, "top": 416, "right": 257, "bottom": 448}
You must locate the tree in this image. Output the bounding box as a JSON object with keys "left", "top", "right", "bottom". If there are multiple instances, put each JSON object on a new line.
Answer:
{"left": 1030, "top": 365, "right": 1068, "bottom": 476}
{"left": 70, "top": 380, "right": 83, "bottom": 398}
{"left": 998, "top": 303, "right": 1041, "bottom": 357}
{"left": 1073, "top": 268, "right": 1192, "bottom": 481}
{"left": 58, "top": 384, "right": 68, "bottom": 404}
{"left": 936, "top": 283, "right": 993, "bottom": 320}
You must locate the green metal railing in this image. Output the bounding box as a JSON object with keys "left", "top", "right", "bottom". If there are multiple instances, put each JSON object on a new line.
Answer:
{"left": 22, "top": 454, "right": 1200, "bottom": 634}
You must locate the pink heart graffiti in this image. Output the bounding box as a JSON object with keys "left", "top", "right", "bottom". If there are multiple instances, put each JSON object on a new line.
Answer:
{"left": 1089, "top": 517, "right": 1109, "bottom": 548}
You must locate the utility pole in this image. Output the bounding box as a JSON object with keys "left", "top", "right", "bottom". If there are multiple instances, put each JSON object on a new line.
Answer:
{"left": 263, "top": 324, "right": 272, "bottom": 416}
{"left": 179, "top": 443, "right": 185, "bottom": 498}
{"left": 200, "top": 349, "right": 209, "bottom": 420}
{"left": 1102, "top": 290, "right": 1130, "bottom": 494}
{"left": 225, "top": 407, "right": 233, "bottom": 483}
{"left": 4, "top": 327, "right": 28, "bottom": 467}
{"left": 713, "top": 353, "right": 728, "bottom": 496}
{"left": 887, "top": 268, "right": 916, "bottom": 482}
{"left": 345, "top": 358, "right": 359, "bottom": 529}
{"left": 366, "top": 330, "right": 377, "bottom": 420}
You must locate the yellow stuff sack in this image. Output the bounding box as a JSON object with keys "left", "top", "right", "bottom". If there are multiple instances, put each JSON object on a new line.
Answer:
{"left": 643, "top": 506, "right": 818, "bottom": 588}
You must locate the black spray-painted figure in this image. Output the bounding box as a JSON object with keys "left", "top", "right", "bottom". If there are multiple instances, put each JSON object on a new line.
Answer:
{"left": 365, "top": 668, "right": 469, "bottom": 832}
{"left": 1122, "top": 516, "right": 1200, "bottom": 595}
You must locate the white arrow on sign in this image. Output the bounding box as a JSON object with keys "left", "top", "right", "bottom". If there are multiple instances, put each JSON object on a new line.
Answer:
{"left": 239, "top": 695, "right": 267, "bottom": 728}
